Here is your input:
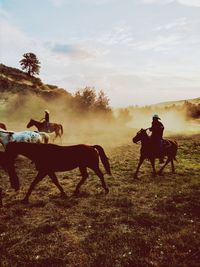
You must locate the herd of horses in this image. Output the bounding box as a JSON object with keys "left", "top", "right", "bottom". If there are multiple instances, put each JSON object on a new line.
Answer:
{"left": 0, "top": 119, "right": 178, "bottom": 207}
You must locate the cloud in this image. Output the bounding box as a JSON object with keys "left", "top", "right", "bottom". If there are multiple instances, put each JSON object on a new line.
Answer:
{"left": 130, "top": 34, "right": 182, "bottom": 51}
{"left": 177, "top": 0, "right": 200, "bottom": 7}
{"left": 49, "top": 0, "right": 117, "bottom": 6}
{"left": 49, "top": 0, "right": 67, "bottom": 7}
{"left": 0, "top": 7, "right": 10, "bottom": 19}
{"left": 96, "top": 24, "right": 134, "bottom": 46}
{"left": 80, "top": 0, "right": 117, "bottom": 4}
{"left": 51, "top": 43, "right": 102, "bottom": 60}
{"left": 141, "top": 0, "right": 200, "bottom": 7}
{"left": 154, "top": 17, "right": 188, "bottom": 31}
{"left": 0, "top": 17, "right": 33, "bottom": 63}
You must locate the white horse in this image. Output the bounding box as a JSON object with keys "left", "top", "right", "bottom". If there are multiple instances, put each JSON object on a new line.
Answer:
{"left": 0, "top": 130, "right": 43, "bottom": 149}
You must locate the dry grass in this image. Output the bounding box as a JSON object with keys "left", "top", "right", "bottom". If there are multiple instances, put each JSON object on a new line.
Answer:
{"left": 0, "top": 134, "right": 200, "bottom": 267}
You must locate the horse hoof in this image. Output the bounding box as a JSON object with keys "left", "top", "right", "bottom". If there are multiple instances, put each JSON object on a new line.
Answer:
{"left": 105, "top": 188, "right": 109, "bottom": 194}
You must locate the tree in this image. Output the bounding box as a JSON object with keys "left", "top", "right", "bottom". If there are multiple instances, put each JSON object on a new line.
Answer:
{"left": 19, "top": 53, "right": 40, "bottom": 76}
{"left": 74, "top": 87, "right": 96, "bottom": 112}
{"left": 94, "top": 90, "right": 111, "bottom": 112}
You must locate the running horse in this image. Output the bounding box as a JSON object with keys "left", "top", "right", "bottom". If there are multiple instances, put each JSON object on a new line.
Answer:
{"left": 5, "top": 142, "right": 111, "bottom": 203}
{"left": 132, "top": 128, "right": 178, "bottom": 179}
{"left": 27, "top": 119, "right": 63, "bottom": 141}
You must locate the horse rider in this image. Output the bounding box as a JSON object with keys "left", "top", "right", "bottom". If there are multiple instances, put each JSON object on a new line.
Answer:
{"left": 40, "top": 110, "right": 50, "bottom": 132}
{"left": 149, "top": 114, "right": 164, "bottom": 163}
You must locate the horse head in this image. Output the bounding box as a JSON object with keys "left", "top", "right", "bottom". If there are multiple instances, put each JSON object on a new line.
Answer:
{"left": 27, "top": 119, "right": 34, "bottom": 128}
{"left": 132, "top": 128, "right": 148, "bottom": 144}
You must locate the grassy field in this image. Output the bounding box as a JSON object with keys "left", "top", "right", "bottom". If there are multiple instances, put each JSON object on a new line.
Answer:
{"left": 0, "top": 134, "right": 200, "bottom": 267}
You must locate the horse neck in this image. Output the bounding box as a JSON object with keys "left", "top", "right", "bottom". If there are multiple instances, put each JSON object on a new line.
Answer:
{"left": 32, "top": 120, "right": 41, "bottom": 126}
{"left": 12, "top": 144, "right": 35, "bottom": 161}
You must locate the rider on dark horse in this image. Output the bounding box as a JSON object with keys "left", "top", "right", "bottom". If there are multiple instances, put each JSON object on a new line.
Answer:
{"left": 149, "top": 114, "right": 164, "bottom": 163}
{"left": 41, "top": 110, "right": 50, "bottom": 132}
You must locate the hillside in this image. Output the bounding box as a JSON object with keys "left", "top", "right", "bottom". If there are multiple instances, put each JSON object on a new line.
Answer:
{"left": 151, "top": 97, "right": 200, "bottom": 108}
{"left": 0, "top": 64, "right": 72, "bottom": 100}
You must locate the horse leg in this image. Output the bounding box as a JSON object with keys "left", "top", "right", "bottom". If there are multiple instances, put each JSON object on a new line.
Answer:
{"left": 150, "top": 158, "right": 156, "bottom": 177}
{"left": 58, "top": 132, "right": 62, "bottom": 144}
{"left": 134, "top": 157, "right": 144, "bottom": 179}
{"left": 22, "top": 171, "right": 46, "bottom": 204}
{"left": 48, "top": 172, "right": 66, "bottom": 197}
{"left": 93, "top": 166, "right": 109, "bottom": 194}
{"left": 0, "top": 188, "right": 2, "bottom": 207}
{"left": 157, "top": 157, "right": 171, "bottom": 175}
{"left": 52, "top": 134, "right": 56, "bottom": 143}
{"left": 171, "top": 159, "right": 175, "bottom": 173}
{"left": 74, "top": 166, "right": 89, "bottom": 195}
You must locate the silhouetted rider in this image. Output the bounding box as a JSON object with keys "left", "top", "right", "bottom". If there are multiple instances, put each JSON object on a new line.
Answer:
{"left": 40, "top": 110, "right": 50, "bottom": 132}
{"left": 149, "top": 114, "right": 164, "bottom": 163}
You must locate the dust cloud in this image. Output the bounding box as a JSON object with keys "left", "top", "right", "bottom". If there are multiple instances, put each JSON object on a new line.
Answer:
{"left": 0, "top": 93, "right": 199, "bottom": 148}
{"left": 128, "top": 109, "right": 200, "bottom": 136}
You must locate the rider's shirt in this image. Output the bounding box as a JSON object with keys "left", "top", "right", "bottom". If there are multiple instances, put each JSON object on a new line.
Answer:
{"left": 149, "top": 120, "right": 164, "bottom": 140}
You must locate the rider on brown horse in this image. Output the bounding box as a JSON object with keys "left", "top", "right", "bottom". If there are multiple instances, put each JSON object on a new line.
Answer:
{"left": 149, "top": 114, "right": 164, "bottom": 163}
{"left": 41, "top": 110, "right": 50, "bottom": 132}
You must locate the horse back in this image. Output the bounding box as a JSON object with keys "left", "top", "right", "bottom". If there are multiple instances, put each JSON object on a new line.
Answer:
{"left": 36, "top": 144, "right": 98, "bottom": 171}
{"left": 7, "top": 143, "right": 98, "bottom": 171}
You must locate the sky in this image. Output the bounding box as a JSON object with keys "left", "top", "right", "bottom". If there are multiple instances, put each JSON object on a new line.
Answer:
{"left": 0, "top": 0, "right": 200, "bottom": 107}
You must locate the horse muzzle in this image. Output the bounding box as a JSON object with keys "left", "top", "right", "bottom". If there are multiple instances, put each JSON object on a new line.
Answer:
{"left": 132, "top": 137, "right": 139, "bottom": 144}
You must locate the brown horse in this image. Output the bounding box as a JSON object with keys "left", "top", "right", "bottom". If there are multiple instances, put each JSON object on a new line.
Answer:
{"left": 0, "top": 123, "right": 7, "bottom": 130}
{"left": 132, "top": 129, "right": 178, "bottom": 179}
{"left": 5, "top": 142, "right": 111, "bottom": 203}
{"left": 27, "top": 119, "right": 63, "bottom": 141}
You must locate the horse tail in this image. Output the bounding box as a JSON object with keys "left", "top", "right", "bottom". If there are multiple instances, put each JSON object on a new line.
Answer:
{"left": 93, "top": 145, "right": 111, "bottom": 175}
{"left": 43, "top": 133, "right": 49, "bottom": 144}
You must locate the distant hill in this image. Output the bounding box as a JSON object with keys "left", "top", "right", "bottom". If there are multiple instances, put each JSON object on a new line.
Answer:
{"left": 0, "top": 63, "right": 72, "bottom": 100}
{"left": 151, "top": 97, "right": 200, "bottom": 108}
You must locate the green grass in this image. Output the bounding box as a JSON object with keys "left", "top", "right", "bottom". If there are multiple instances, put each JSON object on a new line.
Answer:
{"left": 0, "top": 135, "right": 200, "bottom": 267}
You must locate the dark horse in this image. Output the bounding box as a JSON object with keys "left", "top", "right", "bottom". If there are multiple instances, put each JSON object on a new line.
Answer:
{"left": 27, "top": 119, "right": 63, "bottom": 141}
{"left": 0, "top": 123, "right": 7, "bottom": 130}
{"left": 132, "top": 129, "right": 178, "bottom": 179}
{"left": 6, "top": 142, "right": 111, "bottom": 203}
